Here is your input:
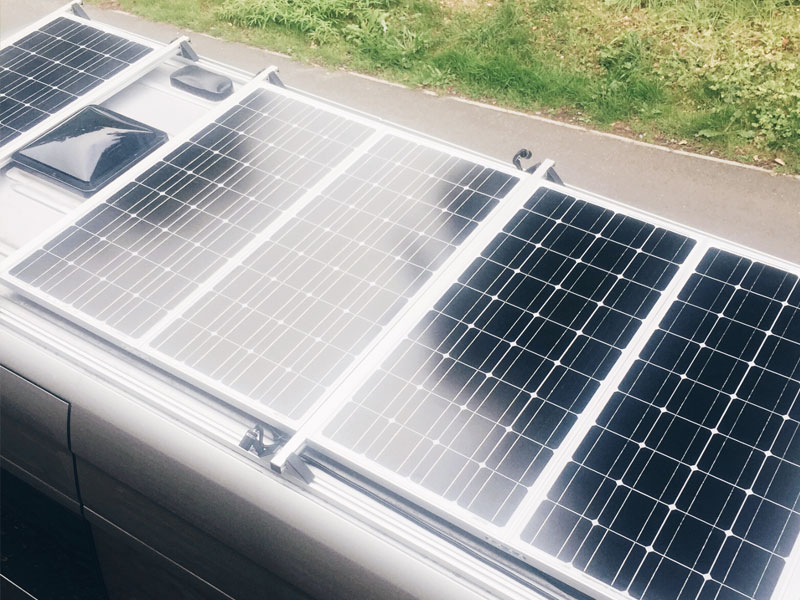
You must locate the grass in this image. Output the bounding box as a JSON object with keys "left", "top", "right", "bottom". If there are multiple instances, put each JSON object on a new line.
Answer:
{"left": 96, "top": 0, "right": 800, "bottom": 173}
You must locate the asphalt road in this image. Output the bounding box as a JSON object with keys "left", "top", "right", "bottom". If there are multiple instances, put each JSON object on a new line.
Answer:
{"left": 1, "top": 0, "right": 799, "bottom": 263}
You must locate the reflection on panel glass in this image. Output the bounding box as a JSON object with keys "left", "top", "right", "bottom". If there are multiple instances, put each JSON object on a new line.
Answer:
{"left": 13, "top": 105, "right": 168, "bottom": 196}
{"left": 9, "top": 88, "right": 374, "bottom": 336}
{"left": 524, "top": 248, "right": 800, "bottom": 600}
{"left": 152, "top": 135, "right": 519, "bottom": 421}
{"left": 0, "top": 17, "right": 151, "bottom": 146}
{"left": 325, "top": 188, "right": 696, "bottom": 525}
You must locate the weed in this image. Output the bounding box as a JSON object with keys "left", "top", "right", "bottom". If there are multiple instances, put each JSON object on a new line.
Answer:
{"left": 99, "top": 0, "right": 800, "bottom": 171}
{"left": 217, "top": 0, "right": 392, "bottom": 43}
{"left": 529, "top": 0, "right": 571, "bottom": 13}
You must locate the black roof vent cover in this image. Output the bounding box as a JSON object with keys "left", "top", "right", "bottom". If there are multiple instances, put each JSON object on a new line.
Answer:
{"left": 170, "top": 65, "right": 234, "bottom": 101}
{"left": 12, "top": 105, "right": 168, "bottom": 197}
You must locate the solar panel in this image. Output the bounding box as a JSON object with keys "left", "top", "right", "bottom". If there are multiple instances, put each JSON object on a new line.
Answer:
{"left": 3, "top": 83, "right": 523, "bottom": 427}
{"left": 8, "top": 87, "right": 375, "bottom": 338}
{"left": 0, "top": 16, "right": 152, "bottom": 147}
{"left": 150, "top": 134, "right": 519, "bottom": 422}
{"left": 522, "top": 248, "right": 800, "bottom": 600}
{"left": 322, "top": 186, "right": 696, "bottom": 525}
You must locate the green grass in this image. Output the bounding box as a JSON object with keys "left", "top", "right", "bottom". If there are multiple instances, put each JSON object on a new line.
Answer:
{"left": 98, "top": 0, "right": 800, "bottom": 173}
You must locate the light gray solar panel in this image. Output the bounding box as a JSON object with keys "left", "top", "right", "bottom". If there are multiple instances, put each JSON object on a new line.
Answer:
{"left": 151, "top": 134, "right": 519, "bottom": 421}
{"left": 2, "top": 83, "right": 522, "bottom": 427}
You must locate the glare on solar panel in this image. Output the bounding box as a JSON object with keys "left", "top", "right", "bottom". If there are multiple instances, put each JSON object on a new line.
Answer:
{"left": 9, "top": 88, "right": 375, "bottom": 338}
{"left": 321, "top": 186, "right": 696, "bottom": 525}
{"left": 148, "top": 134, "right": 518, "bottom": 422}
{"left": 5, "top": 40, "right": 800, "bottom": 598}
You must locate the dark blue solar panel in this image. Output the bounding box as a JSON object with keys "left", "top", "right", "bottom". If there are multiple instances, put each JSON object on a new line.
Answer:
{"left": 0, "top": 16, "right": 151, "bottom": 146}
{"left": 524, "top": 248, "right": 800, "bottom": 600}
{"left": 325, "top": 187, "right": 695, "bottom": 525}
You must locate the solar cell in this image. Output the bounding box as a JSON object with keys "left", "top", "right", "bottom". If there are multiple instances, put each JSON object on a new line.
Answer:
{"left": 323, "top": 186, "right": 695, "bottom": 525}
{"left": 0, "top": 16, "right": 152, "bottom": 146}
{"left": 523, "top": 248, "right": 800, "bottom": 600}
{"left": 9, "top": 88, "right": 375, "bottom": 337}
{"left": 151, "top": 134, "right": 519, "bottom": 422}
